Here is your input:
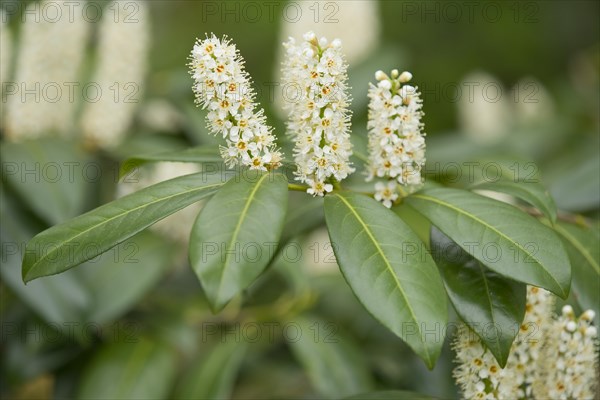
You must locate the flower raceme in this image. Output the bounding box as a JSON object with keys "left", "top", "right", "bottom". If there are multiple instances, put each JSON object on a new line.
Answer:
{"left": 281, "top": 31, "right": 354, "bottom": 197}
{"left": 190, "top": 33, "right": 425, "bottom": 204}
{"left": 189, "top": 35, "right": 283, "bottom": 171}
{"left": 81, "top": 0, "right": 150, "bottom": 150}
{"left": 453, "top": 286, "right": 599, "bottom": 400}
{"left": 367, "top": 69, "right": 426, "bottom": 207}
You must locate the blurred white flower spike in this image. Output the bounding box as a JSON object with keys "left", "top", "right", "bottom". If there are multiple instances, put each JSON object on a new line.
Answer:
{"left": 189, "top": 34, "right": 283, "bottom": 171}
{"left": 6, "top": 0, "right": 90, "bottom": 141}
{"left": 281, "top": 31, "right": 354, "bottom": 196}
{"left": 0, "top": 10, "right": 11, "bottom": 94}
{"left": 366, "top": 69, "right": 426, "bottom": 207}
{"left": 81, "top": 0, "right": 150, "bottom": 150}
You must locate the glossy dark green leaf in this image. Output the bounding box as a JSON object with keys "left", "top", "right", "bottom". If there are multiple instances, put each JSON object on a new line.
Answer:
{"left": 324, "top": 192, "right": 447, "bottom": 369}
{"left": 120, "top": 146, "right": 222, "bottom": 177}
{"left": 406, "top": 187, "right": 571, "bottom": 298}
{"left": 1, "top": 138, "right": 93, "bottom": 224}
{"left": 190, "top": 171, "right": 288, "bottom": 312}
{"left": 76, "top": 231, "right": 176, "bottom": 324}
{"left": 22, "top": 172, "right": 225, "bottom": 282}
{"left": 471, "top": 180, "right": 557, "bottom": 223}
{"left": 344, "top": 390, "right": 437, "bottom": 400}
{"left": 281, "top": 192, "right": 324, "bottom": 242}
{"left": 392, "top": 202, "right": 432, "bottom": 247}
{"left": 175, "top": 339, "right": 247, "bottom": 399}
{"left": 2, "top": 233, "right": 91, "bottom": 326}
{"left": 430, "top": 227, "right": 526, "bottom": 367}
{"left": 1, "top": 190, "right": 91, "bottom": 326}
{"left": 77, "top": 339, "right": 177, "bottom": 400}
{"left": 2, "top": 195, "right": 174, "bottom": 327}
{"left": 288, "top": 317, "right": 373, "bottom": 398}
{"left": 552, "top": 222, "right": 600, "bottom": 318}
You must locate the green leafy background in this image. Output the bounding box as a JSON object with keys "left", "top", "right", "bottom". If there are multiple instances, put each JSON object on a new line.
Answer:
{"left": 1, "top": 1, "right": 598, "bottom": 399}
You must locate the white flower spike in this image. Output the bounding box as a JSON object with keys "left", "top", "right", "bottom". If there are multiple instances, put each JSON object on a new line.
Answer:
{"left": 6, "top": 0, "right": 90, "bottom": 141}
{"left": 81, "top": 0, "right": 150, "bottom": 150}
{"left": 533, "top": 303, "right": 599, "bottom": 399}
{"left": 366, "top": 69, "right": 425, "bottom": 207}
{"left": 453, "top": 285, "right": 599, "bottom": 399}
{"left": 281, "top": 31, "right": 354, "bottom": 196}
{"left": 189, "top": 34, "right": 283, "bottom": 171}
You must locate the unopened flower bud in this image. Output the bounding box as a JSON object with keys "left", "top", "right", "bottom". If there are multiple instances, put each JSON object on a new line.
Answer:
{"left": 375, "top": 70, "right": 387, "bottom": 81}
{"left": 399, "top": 71, "right": 413, "bottom": 83}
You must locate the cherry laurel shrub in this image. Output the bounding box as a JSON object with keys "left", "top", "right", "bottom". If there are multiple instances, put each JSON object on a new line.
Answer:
{"left": 21, "top": 32, "right": 598, "bottom": 398}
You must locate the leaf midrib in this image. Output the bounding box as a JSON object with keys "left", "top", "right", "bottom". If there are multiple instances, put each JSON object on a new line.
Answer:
{"left": 476, "top": 262, "right": 501, "bottom": 357}
{"left": 411, "top": 193, "right": 565, "bottom": 296}
{"left": 216, "top": 173, "right": 270, "bottom": 302}
{"left": 334, "top": 193, "right": 430, "bottom": 363}
{"left": 26, "top": 180, "right": 223, "bottom": 277}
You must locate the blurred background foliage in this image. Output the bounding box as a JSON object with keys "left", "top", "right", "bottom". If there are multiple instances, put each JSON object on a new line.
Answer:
{"left": 1, "top": 0, "right": 598, "bottom": 399}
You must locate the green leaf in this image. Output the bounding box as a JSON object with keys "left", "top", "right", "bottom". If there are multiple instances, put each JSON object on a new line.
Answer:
{"left": 288, "top": 317, "right": 373, "bottom": 398}
{"left": 120, "top": 146, "right": 222, "bottom": 177}
{"left": 430, "top": 227, "right": 526, "bottom": 367}
{"left": 175, "top": 339, "right": 247, "bottom": 399}
{"left": 22, "top": 172, "right": 225, "bottom": 282}
{"left": 2, "top": 232, "right": 91, "bottom": 326}
{"left": 77, "top": 338, "right": 177, "bottom": 400}
{"left": 406, "top": 187, "right": 571, "bottom": 298}
{"left": 344, "top": 390, "right": 437, "bottom": 400}
{"left": 76, "top": 231, "right": 176, "bottom": 324}
{"left": 471, "top": 180, "right": 557, "bottom": 223}
{"left": 1, "top": 138, "right": 93, "bottom": 224}
{"left": 552, "top": 222, "right": 600, "bottom": 318}
{"left": 324, "top": 192, "right": 447, "bottom": 368}
{"left": 190, "top": 171, "right": 288, "bottom": 312}
{"left": 1, "top": 192, "right": 91, "bottom": 326}
{"left": 2, "top": 186, "right": 174, "bottom": 327}
{"left": 550, "top": 153, "right": 600, "bottom": 212}
{"left": 281, "top": 193, "right": 324, "bottom": 242}
{"left": 392, "top": 202, "right": 432, "bottom": 246}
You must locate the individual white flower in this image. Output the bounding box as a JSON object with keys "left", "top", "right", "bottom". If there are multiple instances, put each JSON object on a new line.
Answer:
{"left": 117, "top": 162, "right": 202, "bottom": 244}
{"left": 189, "top": 34, "right": 282, "bottom": 171}
{"left": 281, "top": 32, "right": 354, "bottom": 196}
{"left": 5, "top": 0, "right": 91, "bottom": 141}
{"left": 366, "top": 69, "right": 425, "bottom": 206}
{"left": 374, "top": 181, "right": 398, "bottom": 208}
{"left": 81, "top": 1, "right": 150, "bottom": 150}
{"left": 306, "top": 179, "right": 333, "bottom": 197}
